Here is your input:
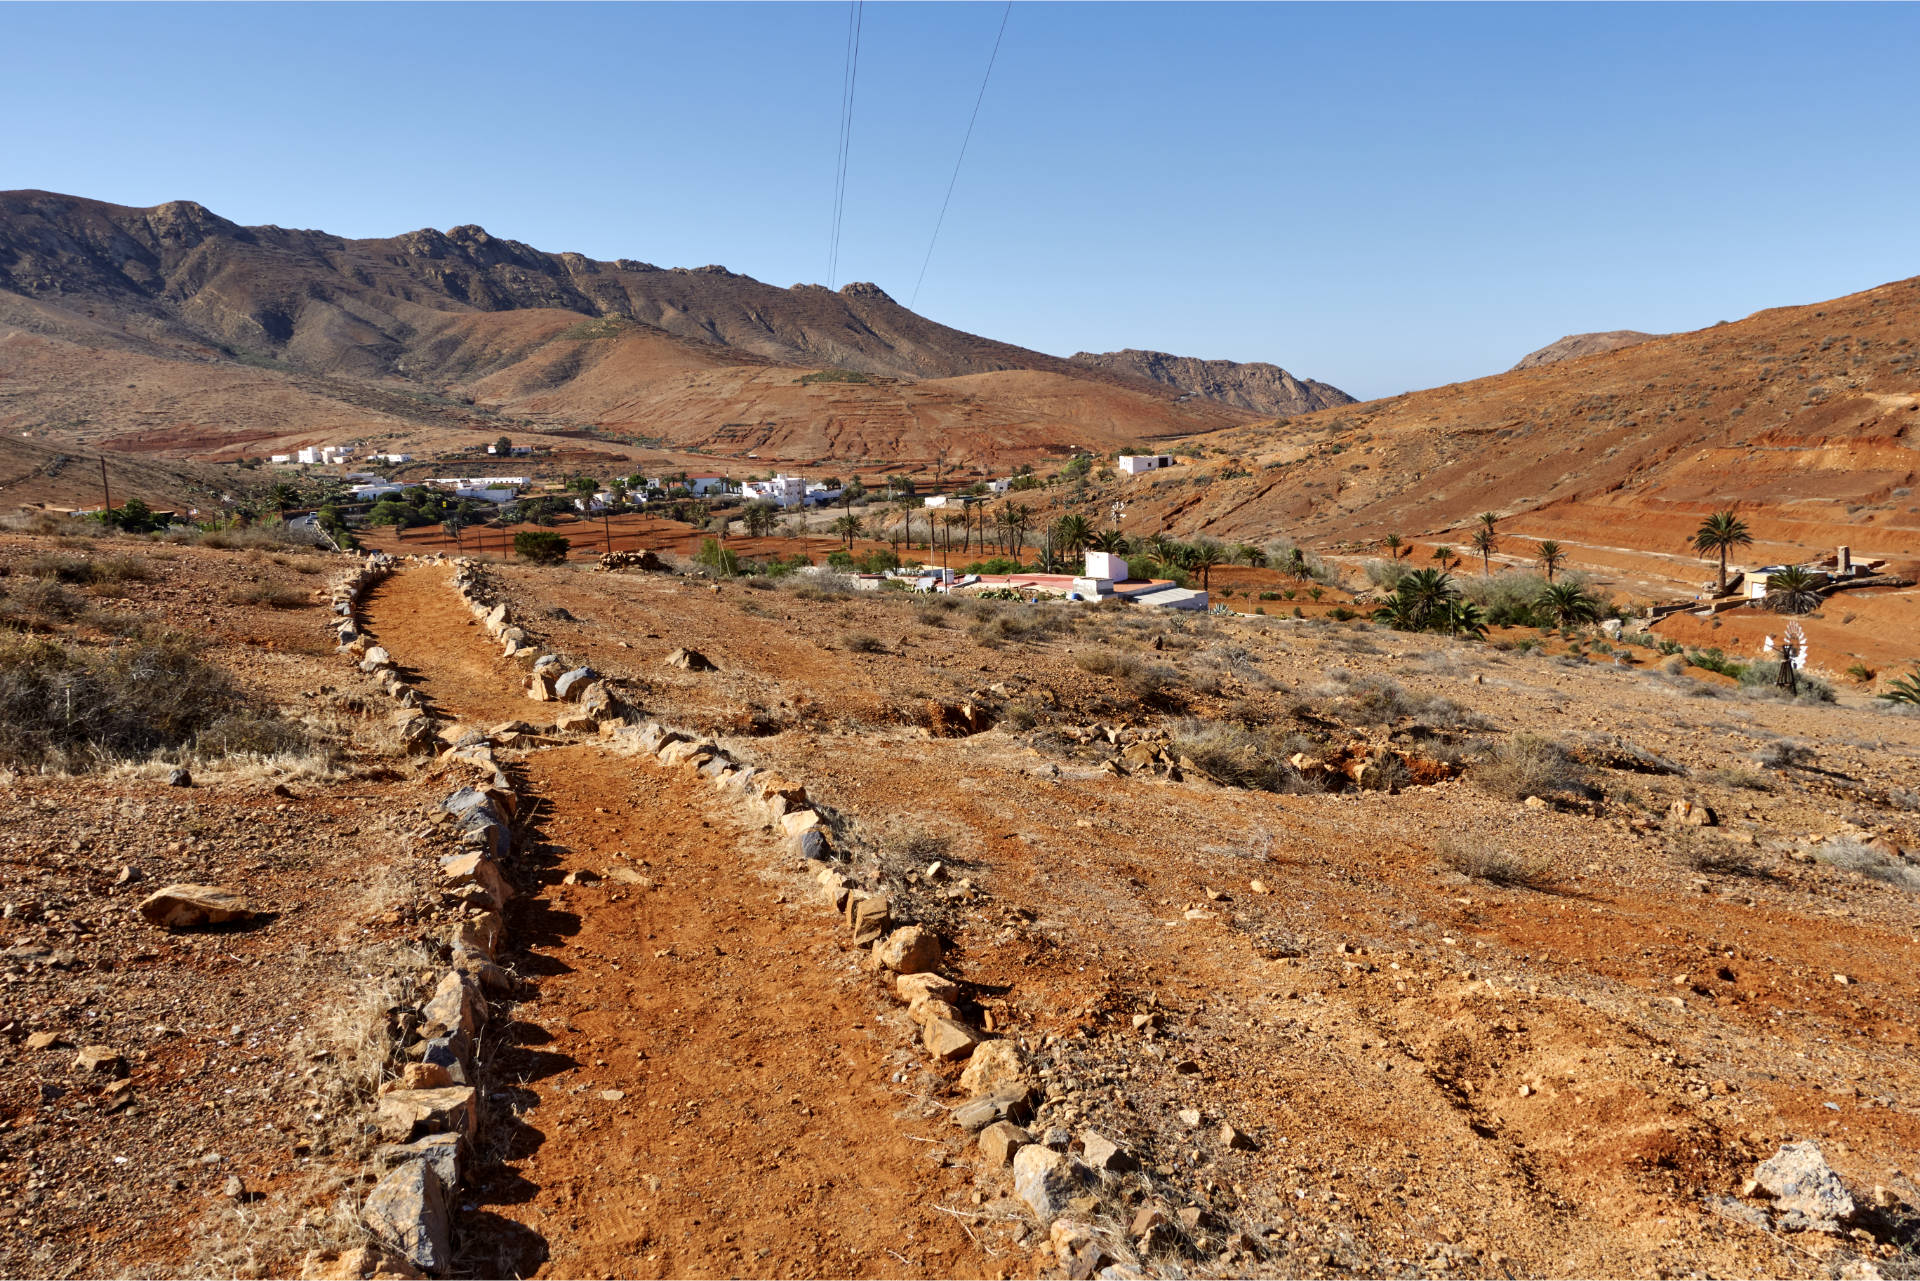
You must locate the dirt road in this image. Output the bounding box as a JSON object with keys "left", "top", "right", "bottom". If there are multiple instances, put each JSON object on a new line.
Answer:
{"left": 361, "top": 568, "right": 990, "bottom": 1279}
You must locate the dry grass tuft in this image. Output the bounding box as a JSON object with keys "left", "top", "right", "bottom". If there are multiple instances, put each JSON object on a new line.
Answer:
{"left": 1437, "top": 837, "right": 1558, "bottom": 889}
{"left": 1471, "top": 733, "right": 1591, "bottom": 801}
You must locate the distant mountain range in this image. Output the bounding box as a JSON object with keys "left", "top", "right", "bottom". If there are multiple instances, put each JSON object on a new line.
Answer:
{"left": 0, "top": 191, "right": 1352, "bottom": 480}
{"left": 1068, "top": 349, "right": 1354, "bottom": 417}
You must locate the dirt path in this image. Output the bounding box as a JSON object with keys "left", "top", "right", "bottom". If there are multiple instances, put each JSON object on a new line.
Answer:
{"left": 463, "top": 745, "right": 990, "bottom": 1280}
{"left": 359, "top": 563, "right": 534, "bottom": 725}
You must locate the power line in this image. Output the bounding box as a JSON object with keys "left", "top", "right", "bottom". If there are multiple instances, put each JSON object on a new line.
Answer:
{"left": 909, "top": 0, "right": 1012, "bottom": 312}
{"left": 828, "top": 0, "right": 865, "bottom": 289}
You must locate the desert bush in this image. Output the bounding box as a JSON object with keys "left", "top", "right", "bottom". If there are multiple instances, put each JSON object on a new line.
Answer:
{"left": 1815, "top": 837, "right": 1920, "bottom": 892}
{"left": 0, "top": 579, "right": 82, "bottom": 629}
{"left": 1698, "top": 766, "right": 1772, "bottom": 792}
{"left": 841, "top": 632, "right": 886, "bottom": 654}
{"left": 226, "top": 584, "right": 312, "bottom": 609}
{"left": 1685, "top": 647, "right": 1746, "bottom": 678}
{"left": 1169, "top": 719, "right": 1329, "bottom": 793}
{"left": 915, "top": 605, "right": 954, "bottom": 627}
{"left": 1076, "top": 648, "right": 1140, "bottom": 679}
{"left": 1436, "top": 837, "right": 1557, "bottom": 889}
{"left": 0, "top": 633, "right": 302, "bottom": 769}
{"left": 1736, "top": 661, "right": 1835, "bottom": 703}
{"left": 1472, "top": 733, "right": 1590, "bottom": 801}
{"left": 1677, "top": 835, "right": 1768, "bottom": 879}
{"left": 1314, "top": 669, "right": 1483, "bottom": 729}
{"left": 1754, "top": 739, "right": 1816, "bottom": 770}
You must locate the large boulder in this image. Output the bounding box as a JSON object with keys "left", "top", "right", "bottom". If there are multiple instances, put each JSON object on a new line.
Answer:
{"left": 137, "top": 884, "right": 256, "bottom": 930}
{"left": 554, "top": 667, "right": 598, "bottom": 701}
{"left": 362, "top": 1158, "right": 452, "bottom": 1275}
{"left": 1012, "top": 1143, "right": 1082, "bottom": 1221}
{"left": 1755, "top": 1141, "right": 1856, "bottom": 1226}
{"left": 419, "top": 972, "right": 485, "bottom": 1042}
{"left": 958, "top": 1039, "right": 1029, "bottom": 1097}
{"left": 375, "top": 1086, "right": 479, "bottom": 1144}
{"left": 875, "top": 925, "right": 943, "bottom": 975}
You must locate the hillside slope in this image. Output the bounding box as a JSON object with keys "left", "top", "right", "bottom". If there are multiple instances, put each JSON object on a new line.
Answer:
{"left": 1069, "top": 348, "right": 1355, "bottom": 416}
{"left": 1512, "top": 330, "right": 1660, "bottom": 370}
{"left": 1100, "top": 276, "right": 1920, "bottom": 576}
{"left": 0, "top": 191, "right": 1272, "bottom": 479}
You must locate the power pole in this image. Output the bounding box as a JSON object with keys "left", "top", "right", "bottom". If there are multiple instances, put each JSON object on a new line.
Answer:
{"left": 100, "top": 456, "right": 111, "bottom": 515}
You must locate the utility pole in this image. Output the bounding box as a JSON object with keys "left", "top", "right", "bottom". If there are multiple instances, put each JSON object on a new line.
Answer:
{"left": 99, "top": 457, "right": 111, "bottom": 515}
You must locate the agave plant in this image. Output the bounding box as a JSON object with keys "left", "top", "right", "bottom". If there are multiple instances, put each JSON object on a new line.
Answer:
{"left": 1370, "top": 591, "right": 1421, "bottom": 630}
{"left": 1879, "top": 668, "right": 1920, "bottom": 706}
{"left": 1764, "top": 564, "right": 1823, "bottom": 614}
{"left": 1442, "top": 598, "right": 1488, "bottom": 639}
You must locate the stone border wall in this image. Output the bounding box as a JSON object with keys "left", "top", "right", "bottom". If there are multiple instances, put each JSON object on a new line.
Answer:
{"left": 303, "top": 553, "right": 526, "bottom": 1279}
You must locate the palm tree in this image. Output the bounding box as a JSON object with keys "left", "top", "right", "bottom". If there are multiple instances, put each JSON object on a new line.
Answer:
{"left": 1430, "top": 545, "right": 1460, "bottom": 573}
{"left": 1383, "top": 532, "right": 1404, "bottom": 560}
{"left": 1371, "top": 592, "right": 1420, "bottom": 630}
{"left": 1764, "top": 565, "right": 1822, "bottom": 614}
{"left": 1091, "top": 529, "right": 1128, "bottom": 554}
{"left": 1535, "top": 581, "right": 1601, "bottom": 627}
{"left": 1189, "top": 540, "right": 1225, "bottom": 589}
{"left": 1470, "top": 526, "right": 1499, "bottom": 575}
{"left": 832, "top": 513, "right": 864, "bottom": 549}
{"left": 941, "top": 511, "right": 966, "bottom": 557}
{"left": 1535, "top": 540, "right": 1567, "bottom": 582}
{"left": 1478, "top": 511, "right": 1500, "bottom": 534}
{"left": 1692, "top": 509, "right": 1754, "bottom": 596}
{"left": 1285, "top": 546, "right": 1312, "bottom": 582}
{"left": 1399, "top": 568, "right": 1457, "bottom": 628}
{"left": 1054, "top": 514, "right": 1094, "bottom": 558}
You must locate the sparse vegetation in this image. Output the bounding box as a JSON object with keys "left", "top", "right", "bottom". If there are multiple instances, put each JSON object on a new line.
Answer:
{"left": 1436, "top": 837, "right": 1557, "bottom": 889}
{"left": 1168, "top": 719, "right": 1329, "bottom": 793}
{"left": 514, "top": 529, "right": 571, "bottom": 564}
{"left": 1471, "top": 733, "right": 1590, "bottom": 801}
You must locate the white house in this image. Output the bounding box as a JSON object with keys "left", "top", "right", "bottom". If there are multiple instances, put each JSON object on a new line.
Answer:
{"left": 743, "top": 475, "right": 808, "bottom": 509}
{"left": 805, "top": 483, "right": 843, "bottom": 507}
{"left": 269, "top": 454, "right": 291, "bottom": 464}
{"left": 1118, "top": 454, "right": 1174, "bottom": 476}
{"left": 373, "top": 452, "right": 412, "bottom": 464}
{"left": 686, "top": 474, "right": 731, "bottom": 497}
{"left": 987, "top": 478, "right": 1013, "bottom": 495}
{"left": 486, "top": 444, "right": 534, "bottom": 456}
{"left": 295, "top": 447, "right": 320, "bottom": 465}
{"left": 349, "top": 483, "right": 406, "bottom": 501}
{"left": 430, "top": 476, "right": 531, "bottom": 489}
{"left": 453, "top": 487, "right": 518, "bottom": 505}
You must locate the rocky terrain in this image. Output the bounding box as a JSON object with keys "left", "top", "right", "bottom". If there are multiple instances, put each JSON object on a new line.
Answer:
{"left": 7, "top": 510, "right": 1918, "bottom": 1279}
{"left": 1067, "top": 351, "right": 1354, "bottom": 417}
{"left": 1511, "top": 331, "right": 1661, "bottom": 371}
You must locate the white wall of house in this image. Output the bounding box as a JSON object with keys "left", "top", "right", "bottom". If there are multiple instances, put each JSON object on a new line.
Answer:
{"left": 1085, "top": 550, "right": 1130, "bottom": 581}
{"left": 1118, "top": 454, "right": 1173, "bottom": 476}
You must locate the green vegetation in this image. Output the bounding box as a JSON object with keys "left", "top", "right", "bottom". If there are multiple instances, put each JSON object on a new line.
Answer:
{"left": 798, "top": 368, "right": 875, "bottom": 385}
{"left": 513, "top": 530, "right": 571, "bottom": 564}
{"left": 1881, "top": 668, "right": 1920, "bottom": 706}
{"left": 1692, "top": 508, "right": 1754, "bottom": 595}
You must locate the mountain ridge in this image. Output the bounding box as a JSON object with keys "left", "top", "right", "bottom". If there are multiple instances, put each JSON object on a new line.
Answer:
{"left": 1068, "top": 347, "right": 1354, "bottom": 417}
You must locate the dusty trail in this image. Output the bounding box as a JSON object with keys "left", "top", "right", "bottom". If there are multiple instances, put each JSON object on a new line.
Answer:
{"left": 464, "top": 747, "right": 989, "bottom": 1280}
{"left": 358, "top": 563, "right": 533, "bottom": 725}
{"left": 362, "top": 567, "right": 988, "bottom": 1279}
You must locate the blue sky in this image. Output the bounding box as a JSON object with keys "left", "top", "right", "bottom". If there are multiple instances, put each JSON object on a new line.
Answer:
{"left": 6, "top": 2, "right": 1918, "bottom": 399}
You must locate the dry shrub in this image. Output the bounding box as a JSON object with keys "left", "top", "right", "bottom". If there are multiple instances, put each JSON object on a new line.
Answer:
{"left": 227, "top": 584, "right": 314, "bottom": 609}
{"left": 1313, "top": 669, "right": 1483, "bottom": 729}
{"left": 0, "top": 578, "right": 81, "bottom": 629}
{"left": 1817, "top": 837, "right": 1920, "bottom": 892}
{"left": 0, "top": 633, "right": 311, "bottom": 770}
{"left": 1472, "top": 733, "right": 1590, "bottom": 801}
{"left": 1678, "top": 835, "right": 1768, "bottom": 879}
{"left": 1437, "top": 837, "right": 1558, "bottom": 889}
{"left": 1169, "top": 719, "right": 1329, "bottom": 793}
{"left": 1076, "top": 648, "right": 1140, "bottom": 679}
{"left": 840, "top": 632, "right": 886, "bottom": 654}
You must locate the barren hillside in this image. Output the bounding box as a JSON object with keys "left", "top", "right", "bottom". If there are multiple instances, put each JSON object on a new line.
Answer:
{"left": 1069, "top": 349, "right": 1355, "bottom": 416}
{"left": 1083, "top": 276, "right": 1920, "bottom": 587}
{"left": 0, "top": 191, "right": 1275, "bottom": 487}
{"left": 1511, "top": 330, "right": 1660, "bottom": 370}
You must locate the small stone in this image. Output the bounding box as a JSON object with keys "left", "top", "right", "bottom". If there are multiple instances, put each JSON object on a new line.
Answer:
{"left": 1130, "top": 1205, "right": 1170, "bottom": 1237}
{"left": 25, "top": 1031, "right": 65, "bottom": 1051}
{"left": 223, "top": 1175, "right": 245, "bottom": 1199}
{"left": 599, "top": 1089, "right": 625, "bottom": 1102}
{"left": 1219, "top": 1123, "right": 1254, "bottom": 1150}
{"left": 168, "top": 768, "right": 193, "bottom": 788}
{"left": 952, "top": 1088, "right": 1033, "bottom": 1131}
{"left": 979, "top": 1120, "right": 1030, "bottom": 1167}
{"left": 908, "top": 997, "right": 964, "bottom": 1027}
{"left": 1249, "top": 879, "right": 1270, "bottom": 895}
{"left": 73, "top": 1045, "right": 126, "bottom": 1076}
{"left": 1177, "top": 1108, "right": 1202, "bottom": 1128}
{"left": 875, "top": 925, "right": 943, "bottom": 975}
{"left": 1670, "top": 798, "right": 1717, "bottom": 827}
{"left": 664, "top": 647, "right": 716, "bottom": 672}
{"left": 1081, "top": 1129, "right": 1136, "bottom": 1172}
{"left": 375, "top": 1086, "right": 479, "bottom": 1144}
{"left": 373, "top": 1134, "right": 462, "bottom": 1193}
{"left": 897, "top": 973, "right": 962, "bottom": 1005}
{"left": 922, "top": 1018, "right": 982, "bottom": 1062}
{"left": 1523, "top": 795, "right": 1548, "bottom": 810}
